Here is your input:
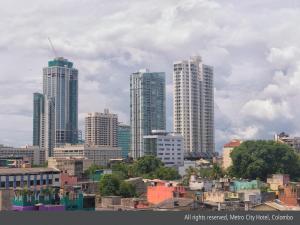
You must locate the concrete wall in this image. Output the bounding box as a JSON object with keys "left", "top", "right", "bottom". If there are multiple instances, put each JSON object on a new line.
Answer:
{"left": 101, "top": 196, "right": 121, "bottom": 207}
{"left": 0, "top": 189, "right": 14, "bottom": 211}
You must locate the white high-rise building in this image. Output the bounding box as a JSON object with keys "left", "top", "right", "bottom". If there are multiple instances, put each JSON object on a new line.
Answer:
{"left": 173, "top": 56, "right": 214, "bottom": 154}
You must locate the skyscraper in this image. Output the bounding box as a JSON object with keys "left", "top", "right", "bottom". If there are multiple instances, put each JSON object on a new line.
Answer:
{"left": 130, "top": 69, "right": 166, "bottom": 159}
{"left": 117, "top": 123, "right": 131, "bottom": 158}
{"left": 85, "top": 109, "right": 118, "bottom": 147}
{"left": 33, "top": 57, "right": 78, "bottom": 158}
{"left": 33, "top": 93, "right": 44, "bottom": 146}
{"left": 173, "top": 56, "right": 214, "bottom": 154}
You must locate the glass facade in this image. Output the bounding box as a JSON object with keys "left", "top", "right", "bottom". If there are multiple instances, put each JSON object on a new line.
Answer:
{"left": 130, "top": 70, "right": 166, "bottom": 159}
{"left": 117, "top": 124, "right": 131, "bottom": 158}
{"left": 33, "top": 57, "right": 78, "bottom": 158}
{"left": 33, "top": 93, "right": 44, "bottom": 146}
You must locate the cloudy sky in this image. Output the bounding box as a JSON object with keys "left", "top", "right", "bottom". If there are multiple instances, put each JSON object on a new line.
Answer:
{"left": 1, "top": 0, "right": 300, "bottom": 152}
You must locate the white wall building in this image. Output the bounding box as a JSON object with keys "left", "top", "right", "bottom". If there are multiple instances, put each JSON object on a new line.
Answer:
{"left": 143, "top": 130, "right": 184, "bottom": 167}
{"left": 53, "top": 144, "right": 122, "bottom": 167}
{"left": 173, "top": 56, "right": 214, "bottom": 154}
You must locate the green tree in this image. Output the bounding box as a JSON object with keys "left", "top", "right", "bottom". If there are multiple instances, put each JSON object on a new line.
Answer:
{"left": 211, "top": 164, "right": 223, "bottom": 179}
{"left": 99, "top": 174, "right": 121, "bottom": 196}
{"left": 111, "top": 162, "right": 130, "bottom": 179}
{"left": 229, "top": 140, "right": 300, "bottom": 180}
{"left": 85, "top": 164, "right": 105, "bottom": 176}
{"left": 154, "top": 166, "right": 181, "bottom": 180}
{"left": 133, "top": 155, "right": 163, "bottom": 175}
{"left": 198, "top": 168, "right": 213, "bottom": 178}
{"left": 119, "top": 181, "right": 136, "bottom": 198}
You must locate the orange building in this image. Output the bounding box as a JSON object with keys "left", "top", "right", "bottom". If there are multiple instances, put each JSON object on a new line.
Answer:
{"left": 147, "top": 180, "right": 186, "bottom": 205}
{"left": 279, "top": 183, "right": 300, "bottom": 206}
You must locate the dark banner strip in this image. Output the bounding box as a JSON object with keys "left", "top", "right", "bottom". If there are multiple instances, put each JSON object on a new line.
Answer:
{"left": 0, "top": 211, "right": 299, "bottom": 225}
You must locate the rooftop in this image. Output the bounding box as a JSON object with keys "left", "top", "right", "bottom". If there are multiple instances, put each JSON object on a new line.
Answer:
{"left": 224, "top": 139, "right": 242, "bottom": 148}
{"left": 0, "top": 167, "right": 60, "bottom": 175}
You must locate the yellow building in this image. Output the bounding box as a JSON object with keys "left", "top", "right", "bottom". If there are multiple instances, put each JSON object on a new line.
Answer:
{"left": 222, "top": 140, "right": 242, "bottom": 170}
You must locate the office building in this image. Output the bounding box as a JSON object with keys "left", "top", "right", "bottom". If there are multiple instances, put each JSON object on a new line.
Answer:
{"left": 85, "top": 109, "right": 118, "bottom": 147}
{"left": 130, "top": 69, "right": 166, "bottom": 159}
{"left": 117, "top": 124, "right": 131, "bottom": 158}
{"left": 144, "top": 130, "right": 184, "bottom": 167}
{"left": 53, "top": 144, "right": 122, "bottom": 167}
{"left": 33, "top": 57, "right": 78, "bottom": 158}
{"left": 0, "top": 145, "right": 45, "bottom": 166}
{"left": 173, "top": 56, "right": 214, "bottom": 154}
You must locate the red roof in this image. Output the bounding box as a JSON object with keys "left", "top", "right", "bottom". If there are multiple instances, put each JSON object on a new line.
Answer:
{"left": 224, "top": 139, "right": 241, "bottom": 148}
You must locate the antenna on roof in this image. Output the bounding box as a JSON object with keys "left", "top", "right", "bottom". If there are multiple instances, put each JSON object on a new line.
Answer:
{"left": 48, "top": 37, "right": 58, "bottom": 58}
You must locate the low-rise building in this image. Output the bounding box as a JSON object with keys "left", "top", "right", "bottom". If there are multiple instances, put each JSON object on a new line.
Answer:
{"left": 204, "top": 191, "right": 240, "bottom": 203}
{"left": 178, "top": 160, "right": 196, "bottom": 177}
{"left": 143, "top": 130, "right": 184, "bottom": 168}
{"left": 48, "top": 157, "right": 92, "bottom": 178}
{"left": 267, "top": 174, "right": 290, "bottom": 191}
{"left": 147, "top": 180, "right": 186, "bottom": 205}
{"left": 0, "top": 145, "right": 45, "bottom": 166}
{"left": 222, "top": 140, "right": 242, "bottom": 170}
{"left": 279, "top": 182, "right": 300, "bottom": 206}
{"left": 0, "top": 167, "right": 60, "bottom": 190}
{"left": 189, "top": 175, "right": 213, "bottom": 191}
{"left": 238, "top": 189, "right": 261, "bottom": 205}
{"left": 0, "top": 156, "right": 31, "bottom": 168}
{"left": 274, "top": 132, "right": 300, "bottom": 153}
{"left": 230, "top": 180, "right": 263, "bottom": 192}
{"left": 53, "top": 144, "right": 122, "bottom": 167}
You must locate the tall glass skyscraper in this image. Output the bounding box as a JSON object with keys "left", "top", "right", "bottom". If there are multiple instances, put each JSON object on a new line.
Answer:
{"left": 33, "top": 93, "right": 44, "bottom": 146}
{"left": 33, "top": 57, "right": 78, "bottom": 158}
{"left": 130, "top": 69, "right": 166, "bottom": 159}
{"left": 117, "top": 124, "right": 131, "bottom": 158}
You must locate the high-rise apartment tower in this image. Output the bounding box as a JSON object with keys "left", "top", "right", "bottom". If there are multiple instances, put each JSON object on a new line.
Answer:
{"left": 173, "top": 56, "right": 214, "bottom": 154}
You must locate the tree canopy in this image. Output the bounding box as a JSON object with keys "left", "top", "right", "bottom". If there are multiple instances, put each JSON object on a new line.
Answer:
{"left": 99, "top": 174, "right": 136, "bottom": 197}
{"left": 111, "top": 156, "right": 180, "bottom": 180}
{"left": 229, "top": 140, "right": 300, "bottom": 180}
{"left": 99, "top": 174, "right": 121, "bottom": 196}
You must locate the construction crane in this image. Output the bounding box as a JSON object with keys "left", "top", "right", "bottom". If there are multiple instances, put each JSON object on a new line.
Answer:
{"left": 48, "top": 37, "right": 58, "bottom": 58}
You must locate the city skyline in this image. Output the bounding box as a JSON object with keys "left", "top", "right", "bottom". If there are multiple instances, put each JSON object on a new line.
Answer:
{"left": 1, "top": 0, "right": 300, "bottom": 153}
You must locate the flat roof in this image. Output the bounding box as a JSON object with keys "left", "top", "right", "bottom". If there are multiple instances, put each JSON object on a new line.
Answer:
{"left": 0, "top": 167, "right": 60, "bottom": 175}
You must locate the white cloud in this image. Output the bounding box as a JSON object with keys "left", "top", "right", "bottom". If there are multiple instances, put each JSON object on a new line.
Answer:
{"left": 0, "top": 0, "right": 300, "bottom": 152}
{"left": 241, "top": 99, "right": 293, "bottom": 121}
